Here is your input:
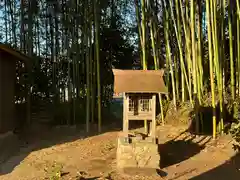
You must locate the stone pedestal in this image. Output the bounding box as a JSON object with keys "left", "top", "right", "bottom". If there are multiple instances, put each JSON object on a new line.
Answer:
{"left": 116, "top": 134, "right": 160, "bottom": 175}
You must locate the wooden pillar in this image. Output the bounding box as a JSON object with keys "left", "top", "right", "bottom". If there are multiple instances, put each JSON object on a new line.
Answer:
{"left": 151, "top": 94, "right": 156, "bottom": 139}
{"left": 123, "top": 93, "right": 129, "bottom": 136}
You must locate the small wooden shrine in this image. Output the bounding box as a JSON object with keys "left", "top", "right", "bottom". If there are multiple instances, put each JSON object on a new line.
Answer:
{"left": 113, "top": 69, "right": 168, "bottom": 173}
{"left": 113, "top": 69, "right": 168, "bottom": 139}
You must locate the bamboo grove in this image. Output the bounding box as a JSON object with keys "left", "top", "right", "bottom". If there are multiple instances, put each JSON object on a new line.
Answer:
{"left": 134, "top": 0, "right": 240, "bottom": 139}
{"left": 1, "top": 0, "right": 240, "bottom": 138}
{"left": 0, "top": 0, "right": 127, "bottom": 132}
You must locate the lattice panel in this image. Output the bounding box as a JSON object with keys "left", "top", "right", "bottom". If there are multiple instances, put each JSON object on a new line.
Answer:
{"left": 128, "top": 95, "right": 151, "bottom": 113}
{"left": 129, "top": 97, "right": 135, "bottom": 112}
{"left": 140, "top": 97, "right": 151, "bottom": 112}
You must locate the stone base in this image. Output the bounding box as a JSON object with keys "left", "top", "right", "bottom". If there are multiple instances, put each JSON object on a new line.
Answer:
{"left": 116, "top": 134, "right": 160, "bottom": 174}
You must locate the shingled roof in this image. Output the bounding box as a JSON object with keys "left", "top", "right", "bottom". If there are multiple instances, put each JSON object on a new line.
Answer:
{"left": 113, "top": 69, "right": 168, "bottom": 94}
{"left": 0, "top": 43, "right": 30, "bottom": 63}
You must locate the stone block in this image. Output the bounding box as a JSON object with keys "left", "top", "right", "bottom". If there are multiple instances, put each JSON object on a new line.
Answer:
{"left": 118, "top": 136, "right": 129, "bottom": 145}
{"left": 131, "top": 136, "right": 143, "bottom": 143}
{"left": 116, "top": 136, "right": 160, "bottom": 173}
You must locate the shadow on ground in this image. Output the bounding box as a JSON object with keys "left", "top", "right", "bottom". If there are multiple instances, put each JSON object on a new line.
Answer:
{"left": 190, "top": 153, "right": 240, "bottom": 180}
{"left": 0, "top": 97, "right": 146, "bottom": 176}
{"left": 0, "top": 121, "right": 120, "bottom": 176}
{"left": 0, "top": 99, "right": 126, "bottom": 176}
{"left": 158, "top": 135, "right": 210, "bottom": 169}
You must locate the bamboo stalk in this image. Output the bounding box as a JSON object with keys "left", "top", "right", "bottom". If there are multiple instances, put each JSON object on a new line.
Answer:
{"left": 141, "top": 0, "right": 147, "bottom": 70}
{"left": 159, "top": 93, "right": 164, "bottom": 125}
{"left": 174, "top": 54, "right": 179, "bottom": 100}
{"left": 220, "top": 0, "right": 226, "bottom": 132}
{"left": 190, "top": 0, "right": 199, "bottom": 133}
{"left": 196, "top": 1, "right": 203, "bottom": 103}
{"left": 228, "top": 0, "right": 235, "bottom": 100}
{"left": 206, "top": 0, "right": 216, "bottom": 139}
{"left": 85, "top": 0, "right": 90, "bottom": 133}
{"left": 150, "top": 18, "right": 158, "bottom": 70}
{"left": 181, "top": 0, "right": 193, "bottom": 102}
{"left": 149, "top": 5, "right": 166, "bottom": 124}
{"left": 213, "top": 0, "right": 224, "bottom": 134}
{"left": 163, "top": 2, "right": 176, "bottom": 110}
{"left": 140, "top": 0, "right": 149, "bottom": 134}
{"left": 94, "top": 0, "right": 102, "bottom": 132}
{"left": 167, "top": 0, "right": 192, "bottom": 105}
{"left": 196, "top": 6, "right": 204, "bottom": 131}
{"left": 237, "top": 0, "right": 240, "bottom": 96}
{"left": 135, "top": 0, "right": 143, "bottom": 49}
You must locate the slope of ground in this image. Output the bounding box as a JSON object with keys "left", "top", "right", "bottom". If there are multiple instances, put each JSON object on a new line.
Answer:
{"left": 0, "top": 123, "right": 239, "bottom": 180}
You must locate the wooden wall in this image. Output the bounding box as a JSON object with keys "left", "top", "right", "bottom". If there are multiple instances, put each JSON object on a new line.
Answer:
{"left": 0, "top": 51, "right": 16, "bottom": 133}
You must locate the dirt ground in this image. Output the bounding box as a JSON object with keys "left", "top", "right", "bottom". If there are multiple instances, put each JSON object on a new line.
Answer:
{"left": 0, "top": 124, "right": 239, "bottom": 180}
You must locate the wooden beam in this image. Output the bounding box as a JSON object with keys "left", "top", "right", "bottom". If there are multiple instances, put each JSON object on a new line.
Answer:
{"left": 151, "top": 94, "right": 156, "bottom": 139}
{"left": 123, "top": 93, "right": 129, "bottom": 136}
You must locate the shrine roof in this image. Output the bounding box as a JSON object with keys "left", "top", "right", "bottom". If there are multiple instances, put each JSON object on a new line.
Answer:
{"left": 113, "top": 69, "right": 168, "bottom": 94}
